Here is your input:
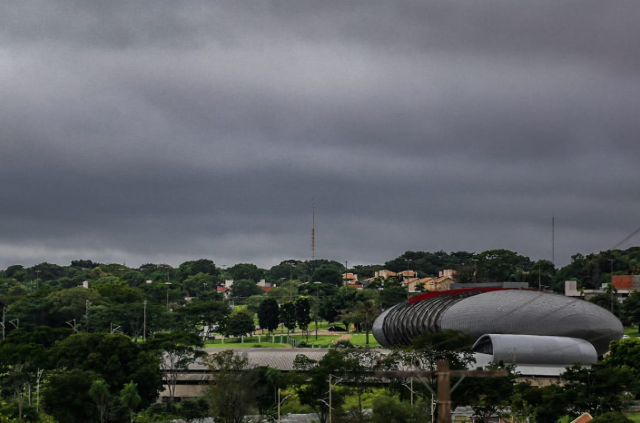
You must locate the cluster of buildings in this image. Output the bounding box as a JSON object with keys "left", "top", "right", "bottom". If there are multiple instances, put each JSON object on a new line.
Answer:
{"left": 565, "top": 275, "right": 640, "bottom": 302}
{"left": 341, "top": 268, "right": 457, "bottom": 292}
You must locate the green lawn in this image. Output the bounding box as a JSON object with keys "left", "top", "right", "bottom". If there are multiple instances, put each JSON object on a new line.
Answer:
{"left": 623, "top": 327, "right": 640, "bottom": 338}
{"left": 206, "top": 334, "right": 294, "bottom": 345}
{"left": 205, "top": 342, "right": 291, "bottom": 348}
{"left": 347, "top": 333, "right": 381, "bottom": 347}
{"left": 625, "top": 413, "right": 640, "bottom": 422}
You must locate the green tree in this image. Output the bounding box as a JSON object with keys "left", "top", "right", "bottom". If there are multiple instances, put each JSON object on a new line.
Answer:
{"left": 204, "top": 350, "right": 259, "bottom": 423}
{"left": 143, "top": 332, "right": 205, "bottom": 405}
{"left": 457, "top": 364, "right": 519, "bottom": 422}
{"left": 257, "top": 298, "right": 280, "bottom": 334}
{"left": 343, "top": 349, "right": 384, "bottom": 422}
{"left": 590, "top": 412, "right": 632, "bottom": 423}
{"left": 52, "top": 333, "right": 163, "bottom": 408}
{"left": 290, "top": 349, "right": 348, "bottom": 423}
{"left": 231, "top": 280, "right": 264, "bottom": 300}
{"left": 356, "top": 300, "right": 380, "bottom": 344}
{"left": 380, "top": 285, "right": 407, "bottom": 310}
{"left": 173, "top": 300, "right": 230, "bottom": 338}
{"left": 589, "top": 293, "right": 621, "bottom": 316}
{"left": 622, "top": 290, "right": 640, "bottom": 326}
{"left": 606, "top": 338, "right": 640, "bottom": 370}
{"left": 311, "top": 265, "right": 342, "bottom": 286}
{"left": 220, "top": 311, "right": 255, "bottom": 338}
{"left": 279, "top": 302, "right": 296, "bottom": 335}
{"left": 371, "top": 395, "right": 429, "bottom": 423}
{"left": 120, "top": 380, "right": 142, "bottom": 423}
{"left": 43, "top": 369, "right": 100, "bottom": 423}
{"left": 562, "top": 362, "right": 639, "bottom": 416}
{"left": 228, "top": 263, "right": 265, "bottom": 283}
{"left": 253, "top": 366, "right": 286, "bottom": 415}
{"left": 177, "top": 259, "right": 218, "bottom": 281}
{"left": 89, "top": 379, "right": 111, "bottom": 423}
{"left": 182, "top": 272, "right": 217, "bottom": 297}
{"left": 295, "top": 297, "right": 311, "bottom": 340}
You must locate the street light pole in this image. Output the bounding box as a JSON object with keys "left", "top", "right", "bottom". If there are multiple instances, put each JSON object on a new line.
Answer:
{"left": 165, "top": 282, "right": 172, "bottom": 309}
{"left": 277, "top": 388, "right": 292, "bottom": 423}
{"left": 538, "top": 261, "right": 541, "bottom": 290}
{"left": 610, "top": 258, "right": 615, "bottom": 312}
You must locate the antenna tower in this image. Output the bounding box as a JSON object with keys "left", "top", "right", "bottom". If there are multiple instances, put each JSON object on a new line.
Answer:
{"left": 552, "top": 215, "right": 555, "bottom": 266}
{"left": 311, "top": 199, "right": 316, "bottom": 261}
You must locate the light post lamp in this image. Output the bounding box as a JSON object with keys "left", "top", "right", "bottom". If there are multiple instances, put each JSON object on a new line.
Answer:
{"left": 165, "top": 282, "right": 172, "bottom": 309}
{"left": 277, "top": 388, "right": 293, "bottom": 423}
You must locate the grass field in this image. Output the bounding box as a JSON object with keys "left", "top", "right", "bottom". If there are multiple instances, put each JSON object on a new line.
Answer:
{"left": 626, "top": 413, "right": 640, "bottom": 422}
{"left": 347, "top": 333, "right": 380, "bottom": 346}
{"left": 624, "top": 327, "right": 640, "bottom": 338}
{"left": 205, "top": 342, "right": 291, "bottom": 348}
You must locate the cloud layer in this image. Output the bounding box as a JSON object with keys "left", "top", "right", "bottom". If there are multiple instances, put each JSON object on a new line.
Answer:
{"left": 2, "top": 0, "right": 640, "bottom": 269}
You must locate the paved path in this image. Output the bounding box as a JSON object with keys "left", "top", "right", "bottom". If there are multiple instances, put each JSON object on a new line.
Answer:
{"left": 333, "top": 334, "right": 353, "bottom": 344}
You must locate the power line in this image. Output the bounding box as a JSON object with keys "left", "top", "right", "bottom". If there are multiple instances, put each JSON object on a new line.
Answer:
{"left": 611, "top": 225, "right": 640, "bottom": 250}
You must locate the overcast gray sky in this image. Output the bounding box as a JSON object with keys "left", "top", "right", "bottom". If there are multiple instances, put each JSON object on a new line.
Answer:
{"left": 1, "top": 0, "right": 639, "bottom": 270}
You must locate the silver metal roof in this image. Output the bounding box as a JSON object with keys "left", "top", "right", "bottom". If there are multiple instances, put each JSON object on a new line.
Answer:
{"left": 373, "top": 289, "right": 623, "bottom": 358}
{"left": 472, "top": 334, "right": 597, "bottom": 365}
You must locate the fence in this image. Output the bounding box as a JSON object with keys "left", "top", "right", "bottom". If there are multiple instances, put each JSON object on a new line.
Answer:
{"left": 213, "top": 335, "right": 304, "bottom": 347}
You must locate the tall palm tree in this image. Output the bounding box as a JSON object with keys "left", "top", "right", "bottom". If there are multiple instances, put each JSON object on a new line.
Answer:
{"left": 120, "top": 380, "right": 141, "bottom": 423}
{"left": 89, "top": 379, "right": 111, "bottom": 423}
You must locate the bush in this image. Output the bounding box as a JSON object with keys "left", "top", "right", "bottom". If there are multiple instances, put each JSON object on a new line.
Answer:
{"left": 334, "top": 340, "right": 354, "bottom": 349}
{"left": 370, "top": 395, "right": 428, "bottom": 423}
{"left": 590, "top": 412, "right": 632, "bottom": 423}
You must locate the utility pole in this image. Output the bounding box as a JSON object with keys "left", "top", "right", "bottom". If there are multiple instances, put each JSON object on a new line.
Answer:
{"left": 277, "top": 388, "right": 292, "bottom": 423}
{"left": 376, "top": 361, "right": 508, "bottom": 423}
{"left": 311, "top": 198, "right": 315, "bottom": 261}
{"left": 538, "top": 261, "right": 542, "bottom": 290}
{"left": 36, "top": 369, "right": 44, "bottom": 413}
{"left": 143, "top": 300, "right": 147, "bottom": 341}
{"left": 552, "top": 215, "right": 555, "bottom": 266}
{"left": 610, "top": 258, "right": 615, "bottom": 312}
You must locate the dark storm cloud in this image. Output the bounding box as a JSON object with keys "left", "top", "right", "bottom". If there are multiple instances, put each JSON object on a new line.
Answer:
{"left": 1, "top": 0, "right": 640, "bottom": 269}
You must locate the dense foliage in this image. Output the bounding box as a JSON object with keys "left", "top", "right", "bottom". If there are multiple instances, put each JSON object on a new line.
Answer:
{"left": 2, "top": 247, "right": 640, "bottom": 421}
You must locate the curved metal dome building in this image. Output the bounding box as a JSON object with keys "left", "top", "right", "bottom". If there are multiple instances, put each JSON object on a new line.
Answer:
{"left": 372, "top": 288, "right": 623, "bottom": 360}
